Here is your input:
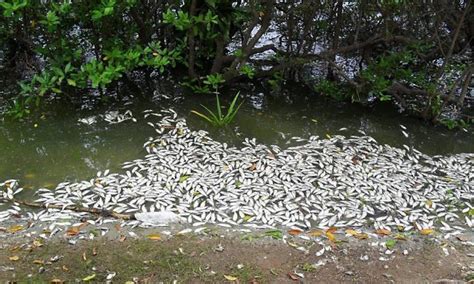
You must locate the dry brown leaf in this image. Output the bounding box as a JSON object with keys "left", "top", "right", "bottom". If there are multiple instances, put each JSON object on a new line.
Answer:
{"left": 33, "top": 259, "right": 44, "bottom": 265}
{"left": 376, "top": 229, "right": 391, "bottom": 236}
{"left": 288, "top": 229, "right": 303, "bottom": 236}
{"left": 50, "top": 279, "right": 64, "bottom": 284}
{"left": 354, "top": 232, "right": 368, "bottom": 240}
{"left": 119, "top": 235, "right": 126, "bottom": 242}
{"left": 420, "top": 228, "right": 434, "bottom": 235}
{"left": 9, "top": 255, "right": 20, "bottom": 261}
{"left": 307, "top": 230, "right": 323, "bottom": 237}
{"left": 326, "top": 227, "right": 337, "bottom": 233}
{"left": 146, "top": 234, "right": 162, "bottom": 241}
{"left": 92, "top": 247, "right": 97, "bottom": 256}
{"left": 62, "top": 265, "right": 69, "bottom": 272}
{"left": 287, "top": 272, "right": 300, "bottom": 281}
{"left": 114, "top": 223, "right": 122, "bottom": 231}
{"left": 249, "top": 163, "right": 257, "bottom": 171}
{"left": 7, "top": 225, "right": 23, "bottom": 233}
{"left": 66, "top": 226, "right": 80, "bottom": 236}
{"left": 82, "top": 252, "right": 87, "bottom": 261}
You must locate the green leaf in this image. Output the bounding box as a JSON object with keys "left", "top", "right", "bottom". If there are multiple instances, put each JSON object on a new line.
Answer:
{"left": 83, "top": 273, "right": 96, "bottom": 281}
{"left": 179, "top": 175, "right": 190, "bottom": 183}
{"left": 191, "top": 110, "right": 214, "bottom": 125}
{"left": 215, "top": 94, "right": 222, "bottom": 119}
{"left": 264, "top": 230, "right": 283, "bottom": 240}
{"left": 385, "top": 239, "right": 397, "bottom": 249}
{"left": 67, "top": 79, "right": 76, "bottom": 86}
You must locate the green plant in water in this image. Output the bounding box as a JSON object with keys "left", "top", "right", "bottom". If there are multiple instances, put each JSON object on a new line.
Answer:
{"left": 191, "top": 92, "right": 243, "bottom": 127}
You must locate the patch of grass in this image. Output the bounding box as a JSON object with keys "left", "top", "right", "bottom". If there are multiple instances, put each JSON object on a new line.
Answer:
{"left": 465, "top": 273, "right": 474, "bottom": 281}
{"left": 385, "top": 239, "right": 397, "bottom": 249}
{"left": 301, "top": 262, "right": 317, "bottom": 272}
{"left": 0, "top": 239, "right": 208, "bottom": 283}
{"left": 226, "top": 264, "right": 265, "bottom": 283}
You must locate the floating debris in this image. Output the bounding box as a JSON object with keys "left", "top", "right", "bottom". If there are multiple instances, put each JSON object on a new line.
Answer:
{"left": 0, "top": 109, "right": 473, "bottom": 236}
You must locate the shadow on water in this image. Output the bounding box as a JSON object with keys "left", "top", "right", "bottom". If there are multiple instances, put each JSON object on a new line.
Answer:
{"left": 0, "top": 86, "right": 473, "bottom": 189}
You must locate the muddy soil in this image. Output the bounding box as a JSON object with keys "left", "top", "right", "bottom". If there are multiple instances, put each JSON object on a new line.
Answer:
{"left": 0, "top": 227, "right": 473, "bottom": 283}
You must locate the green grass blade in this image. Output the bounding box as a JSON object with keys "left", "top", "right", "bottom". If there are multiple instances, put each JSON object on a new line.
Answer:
{"left": 224, "top": 92, "right": 240, "bottom": 120}
{"left": 200, "top": 104, "right": 220, "bottom": 122}
{"left": 191, "top": 110, "right": 215, "bottom": 125}
{"left": 215, "top": 94, "right": 222, "bottom": 120}
{"left": 227, "top": 101, "right": 243, "bottom": 123}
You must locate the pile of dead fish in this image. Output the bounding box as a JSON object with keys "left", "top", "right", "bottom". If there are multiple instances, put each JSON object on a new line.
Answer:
{"left": 1, "top": 109, "right": 473, "bottom": 235}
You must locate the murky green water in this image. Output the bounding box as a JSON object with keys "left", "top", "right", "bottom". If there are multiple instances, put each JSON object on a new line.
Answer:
{"left": 1, "top": 90, "right": 473, "bottom": 189}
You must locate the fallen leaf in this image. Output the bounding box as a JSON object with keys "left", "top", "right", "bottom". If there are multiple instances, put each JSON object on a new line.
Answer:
{"left": 82, "top": 252, "right": 87, "bottom": 261}
{"left": 376, "top": 229, "right": 391, "bottom": 236}
{"left": 420, "top": 228, "right": 434, "bottom": 235}
{"left": 326, "top": 227, "right": 337, "bottom": 233}
{"left": 345, "top": 229, "right": 359, "bottom": 236}
{"left": 82, "top": 273, "right": 96, "bottom": 282}
{"left": 50, "top": 279, "right": 64, "bottom": 284}
{"left": 33, "top": 259, "right": 44, "bottom": 265}
{"left": 425, "top": 200, "right": 433, "bottom": 208}
{"left": 9, "top": 255, "right": 20, "bottom": 261}
{"left": 354, "top": 232, "right": 369, "bottom": 240}
{"left": 307, "top": 230, "right": 323, "bottom": 237}
{"left": 224, "top": 275, "right": 238, "bottom": 281}
{"left": 92, "top": 247, "right": 97, "bottom": 256}
{"left": 7, "top": 225, "right": 23, "bottom": 233}
{"left": 33, "top": 240, "right": 43, "bottom": 247}
{"left": 66, "top": 226, "right": 80, "bottom": 236}
{"left": 287, "top": 272, "right": 300, "bottom": 281}
{"left": 249, "top": 163, "right": 257, "bottom": 171}
{"left": 147, "top": 233, "right": 162, "bottom": 240}
{"left": 345, "top": 229, "right": 368, "bottom": 239}
{"left": 179, "top": 175, "right": 190, "bottom": 183}
{"left": 119, "top": 235, "right": 126, "bottom": 242}
{"left": 62, "top": 265, "right": 69, "bottom": 272}
{"left": 288, "top": 229, "right": 303, "bottom": 236}
{"left": 114, "top": 223, "right": 122, "bottom": 231}
{"left": 9, "top": 245, "right": 20, "bottom": 252}
{"left": 326, "top": 231, "right": 336, "bottom": 242}
{"left": 394, "top": 234, "right": 407, "bottom": 240}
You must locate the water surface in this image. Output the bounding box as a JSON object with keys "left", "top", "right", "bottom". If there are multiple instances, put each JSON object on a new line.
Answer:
{"left": 1, "top": 91, "right": 473, "bottom": 189}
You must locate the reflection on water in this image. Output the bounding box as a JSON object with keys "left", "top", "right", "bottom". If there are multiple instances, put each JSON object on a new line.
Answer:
{"left": 0, "top": 90, "right": 473, "bottom": 188}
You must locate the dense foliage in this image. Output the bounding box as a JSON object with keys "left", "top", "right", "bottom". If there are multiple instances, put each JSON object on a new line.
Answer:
{"left": 0, "top": 0, "right": 472, "bottom": 125}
